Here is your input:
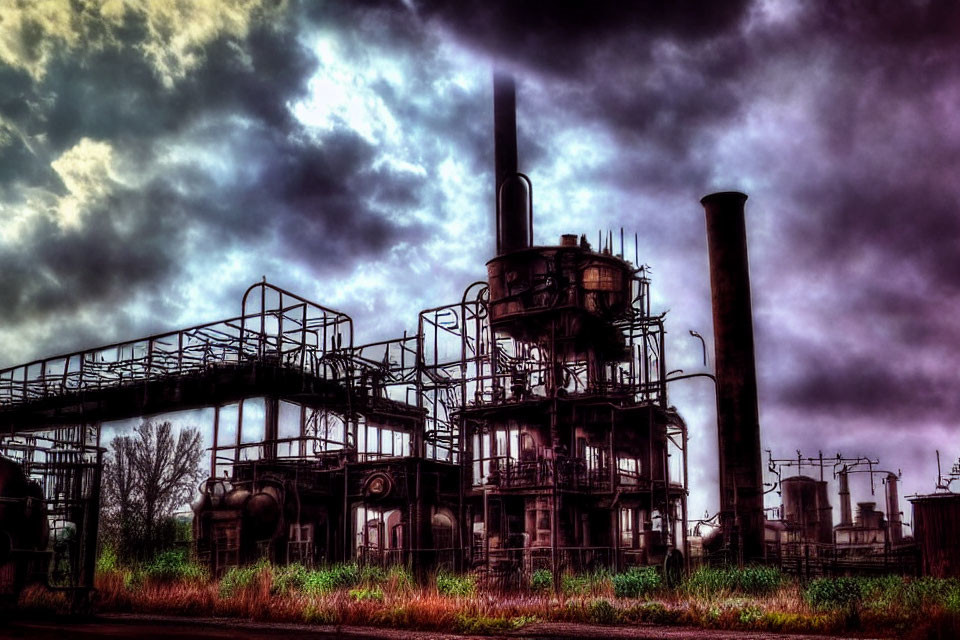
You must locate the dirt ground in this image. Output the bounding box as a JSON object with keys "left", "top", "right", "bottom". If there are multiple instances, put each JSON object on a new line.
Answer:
{"left": 0, "top": 614, "right": 879, "bottom": 640}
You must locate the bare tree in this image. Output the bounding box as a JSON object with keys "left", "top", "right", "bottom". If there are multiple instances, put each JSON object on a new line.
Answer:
{"left": 101, "top": 420, "right": 204, "bottom": 560}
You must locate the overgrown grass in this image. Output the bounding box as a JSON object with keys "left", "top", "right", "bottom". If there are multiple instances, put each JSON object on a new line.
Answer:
{"left": 435, "top": 571, "right": 477, "bottom": 597}
{"left": 612, "top": 566, "right": 661, "bottom": 598}
{"left": 683, "top": 566, "right": 784, "bottom": 598}
{"left": 20, "top": 552, "right": 960, "bottom": 639}
{"left": 144, "top": 549, "right": 208, "bottom": 584}
{"left": 560, "top": 569, "right": 611, "bottom": 596}
{"left": 805, "top": 575, "right": 960, "bottom": 613}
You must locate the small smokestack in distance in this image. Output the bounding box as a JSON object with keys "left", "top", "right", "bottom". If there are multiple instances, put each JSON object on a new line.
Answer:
{"left": 839, "top": 467, "right": 853, "bottom": 527}
{"left": 493, "top": 71, "right": 530, "bottom": 255}
{"left": 702, "top": 190, "right": 765, "bottom": 562}
{"left": 886, "top": 473, "right": 902, "bottom": 545}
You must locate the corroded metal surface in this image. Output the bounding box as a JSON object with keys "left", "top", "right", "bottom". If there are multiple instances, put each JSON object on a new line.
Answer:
{"left": 702, "top": 191, "right": 764, "bottom": 563}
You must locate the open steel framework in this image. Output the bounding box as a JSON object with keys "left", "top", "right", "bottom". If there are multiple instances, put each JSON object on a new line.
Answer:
{"left": 1, "top": 262, "right": 689, "bottom": 590}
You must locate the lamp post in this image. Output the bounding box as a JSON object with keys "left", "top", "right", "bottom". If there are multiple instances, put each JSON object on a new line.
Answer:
{"left": 664, "top": 370, "right": 718, "bottom": 573}
{"left": 689, "top": 330, "right": 707, "bottom": 367}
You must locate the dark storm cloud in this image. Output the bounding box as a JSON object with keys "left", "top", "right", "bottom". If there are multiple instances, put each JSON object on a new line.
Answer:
{"left": 13, "top": 8, "right": 313, "bottom": 151}
{"left": 414, "top": 1, "right": 751, "bottom": 76}
{"left": 396, "top": 0, "right": 960, "bottom": 489}
{"left": 2, "top": 0, "right": 958, "bottom": 513}
{"left": 413, "top": 0, "right": 757, "bottom": 168}
{"left": 251, "top": 127, "right": 426, "bottom": 265}
{"left": 0, "top": 177, "right": 187, "bottom": 323}
{"left": 0, "top": 0, "right": 429, "bottom": 363}
{"left": 752, "top": 4, "right": 960, "bottom": 434}
{"left": 780, "top": 353, "right": 960, "bottom": 422}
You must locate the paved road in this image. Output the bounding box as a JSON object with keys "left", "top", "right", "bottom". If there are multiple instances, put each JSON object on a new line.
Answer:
{"left": 0, "top": 614, "right": 878, "bottom": 640}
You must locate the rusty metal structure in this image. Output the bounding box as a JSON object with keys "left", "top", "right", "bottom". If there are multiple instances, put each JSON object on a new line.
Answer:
{"left": 0, "top": 72, "right": 691, "bottom": 592}
{"left": 0, "top": 426, "right": 101, "bottom": 600}
{"left": 761, "top": 451, "right": 917, "bottom": 576}
{"left": 701, "top": 192, "right": 765, "bottom": 564}
{"left": 908, "top": 452, "right": 960, "bottom": 578}
{"left": 5, "top": 69, "right": 948, "bottom": 599}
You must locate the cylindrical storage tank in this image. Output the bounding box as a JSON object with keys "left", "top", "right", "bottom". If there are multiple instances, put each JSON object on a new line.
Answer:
{"left": 910, "top": 493, "right": 960, "bottom": 578}
{"left": 702, "top": 191, "right": 764, "bottom": 561}
{"left": 815, "top": 480, "right": 834, "bottom": 544}
{"left": 580, "top": 254, "right": 632, "bottom": 316}
{"left": 856, "top": 502, "right": 883, "bottom": 530}
{"left": 781, "top": 476, "right": 819, "bottom": 542}
{"left": 245, "top": 487, "right": 282, "bottom": 541}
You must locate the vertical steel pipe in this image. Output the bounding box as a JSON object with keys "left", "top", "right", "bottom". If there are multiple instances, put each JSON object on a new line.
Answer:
{"left": 493, "top": 72, "right": 529, "bottom": 254}
{"left": 701, "top": 191, "right": 764, "bottom": 562}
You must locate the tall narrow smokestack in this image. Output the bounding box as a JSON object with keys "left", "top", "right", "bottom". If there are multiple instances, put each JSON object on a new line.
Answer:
{"left": 839, "top": 466, "right": 852, "bottom": 527}
{"left": 886, "top": 473, "right": 902, "bottom": 546}
{"left": 493, "top": 71, "right": 529, "bottom": 255}
{"left": 702, "top": 191, "right": 765, "bottom": 563}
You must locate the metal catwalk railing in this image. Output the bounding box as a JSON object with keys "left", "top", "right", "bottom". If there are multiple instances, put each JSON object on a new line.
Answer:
{"left": 0, "top": 282, "right": 354, "bottom": 410}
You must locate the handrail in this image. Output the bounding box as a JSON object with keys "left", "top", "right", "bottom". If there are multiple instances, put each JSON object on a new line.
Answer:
{"left": 0, "top": 280, "right": 354, "bottom": 410}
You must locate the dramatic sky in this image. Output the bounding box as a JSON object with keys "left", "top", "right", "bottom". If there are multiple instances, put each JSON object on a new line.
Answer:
{"left": 2, "top": 1, "right": 959, "bottom": 525}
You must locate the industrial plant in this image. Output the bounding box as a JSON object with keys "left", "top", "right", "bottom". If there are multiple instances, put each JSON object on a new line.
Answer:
{"left": 0, "top": 73, "right": 957, "bottom": 604}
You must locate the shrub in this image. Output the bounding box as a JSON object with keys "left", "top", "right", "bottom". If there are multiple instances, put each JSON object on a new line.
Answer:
{"left": 329, "top": 563, "right": 361, "bottom": 588}
{"left": 946, "top": 582, "right": 960, "bottom": 614}
{"left": 97, "top": 545, "right": 120, "bottom": 574}
{"left": 453, "top": 614, "right": 534, "bottom": 634}
{"left": 613, "top": 566, "right": 661, "bottom": 598}
{"left": 436, "top": 571, "right": 477, "bottom": 597}
{"left": 272, "top": 563, "right": 309, "bottom": 594}
{"left": 859, "top": 575, "right": 903, "bottom": 610}
{"left": 360, "top": 565, "right": 388, "bottom": 584}
{"left": 684, "top": 567, "right": 730, "bottom": 596}
{"left": 805, "top": 577, "right": 863, "bottom": 610}
{"left": 561, "top": 573, "right": 589, "bottom": 596}
{"left": 303, "top": 563, "right": 361, "bottom": 594}
{"left": 530, "top": 569, "right": 552, "bottom": 593}
{"left": 737, "top": 566, "right": 783, "bottom": 594}
{"left": 144, "top": 548, "right": 207, "bottom": 583}
{"left": 587, "top": 598, "right": 619, "bottom": 624}
{"left": 738, "top": 604, "right": 764, "bottom": 625}
{"left": 904, "top": 577, "right": 955, "bottom": 610}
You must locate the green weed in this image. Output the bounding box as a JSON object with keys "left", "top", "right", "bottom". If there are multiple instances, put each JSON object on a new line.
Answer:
{"left": 436, "top": 572, "right": 477, "bottom": 597}
{"left": 349, "top": 585, "right": 384, "bottom": 602}
{"left": 804, "top": 577, "right": 863, "bottom": 610}
{"left": 613, "top": 566, "right": 661, "bottom": 598}
{"left": 453, "top": 614, "right": 534, "bottom": 634}
{"left": 530, "top": 568, "right": 552, "bottom": 593}
{"left": 143, "top": 548, "right": 207, "bottom": 583}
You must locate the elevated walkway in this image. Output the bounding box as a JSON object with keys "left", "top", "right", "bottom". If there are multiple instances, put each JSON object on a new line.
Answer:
{"left": 0, "top": 282, "right": 367, "bottom": 430}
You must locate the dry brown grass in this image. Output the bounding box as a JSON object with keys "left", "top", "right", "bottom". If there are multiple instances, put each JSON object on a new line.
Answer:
{"left": 11, "top": 565, "right": 957, "bottom": 639}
